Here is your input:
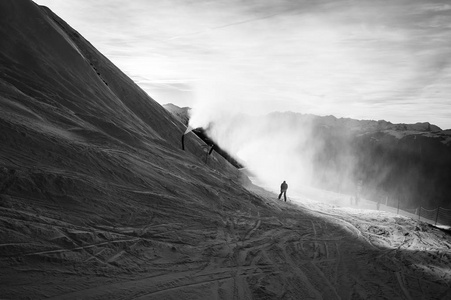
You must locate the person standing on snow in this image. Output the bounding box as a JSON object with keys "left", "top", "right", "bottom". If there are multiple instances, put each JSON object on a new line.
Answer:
{"left": 278, "top": 180, "right": 288, "bottom": 202}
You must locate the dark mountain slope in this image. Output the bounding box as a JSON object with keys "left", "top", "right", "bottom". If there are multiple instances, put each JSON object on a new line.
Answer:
{"left": 0, "top": 0, "right": 254, "bottom": 252}
{"left": 1, "top": 0, "right": 196, "bottom": 151}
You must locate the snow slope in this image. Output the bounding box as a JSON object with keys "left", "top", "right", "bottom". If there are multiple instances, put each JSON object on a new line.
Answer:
{"left": 0, "top": 0, "right": 450, "bottom": 299}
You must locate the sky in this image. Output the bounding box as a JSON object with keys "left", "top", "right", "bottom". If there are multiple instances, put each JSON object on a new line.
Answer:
{"left": 34, "top": 0, "right": 451, "bottom": 129}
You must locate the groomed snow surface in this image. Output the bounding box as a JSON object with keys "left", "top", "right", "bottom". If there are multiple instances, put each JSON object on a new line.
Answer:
{"left": 2, "top": 178, "right": 450, "bottom": 299}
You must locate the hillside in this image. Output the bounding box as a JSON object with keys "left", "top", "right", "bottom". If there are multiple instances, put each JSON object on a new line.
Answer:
{"left": 1, "top": 1, "right": 451, "bottom": 299}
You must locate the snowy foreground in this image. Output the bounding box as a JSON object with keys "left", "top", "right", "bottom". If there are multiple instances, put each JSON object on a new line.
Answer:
{"left": 1, "top": 181, "right": 450, "bottom": 299}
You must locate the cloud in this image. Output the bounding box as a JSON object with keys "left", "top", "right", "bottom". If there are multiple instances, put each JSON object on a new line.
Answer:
{"left": 34, "top": 0, "right": 451, "bottom": 128}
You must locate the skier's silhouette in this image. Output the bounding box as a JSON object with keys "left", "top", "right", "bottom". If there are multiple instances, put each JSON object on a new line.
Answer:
{"left": 278, "top": 181, "right": 288, "bottom": 202}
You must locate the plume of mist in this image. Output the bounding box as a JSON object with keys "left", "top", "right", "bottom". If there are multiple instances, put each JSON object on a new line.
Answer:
{"left": 188, "top": 76, "right": 359, "bottom": 196}
{"left": 187, "top": 74, "right": 451, "bottom": 211}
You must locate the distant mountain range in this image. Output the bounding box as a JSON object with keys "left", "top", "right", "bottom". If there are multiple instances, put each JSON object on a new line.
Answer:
{"left": 165, "top": 104, "right": 451, "bottom": 209}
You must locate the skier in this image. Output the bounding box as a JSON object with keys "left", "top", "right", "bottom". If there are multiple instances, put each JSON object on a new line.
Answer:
{"left": 278, "top": 180, "right": 288, "bottom": 202}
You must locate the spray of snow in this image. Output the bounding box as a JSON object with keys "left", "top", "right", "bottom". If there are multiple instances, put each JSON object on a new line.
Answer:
{"left": 187, "top": 70, "right": 356, "bottom": 195}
